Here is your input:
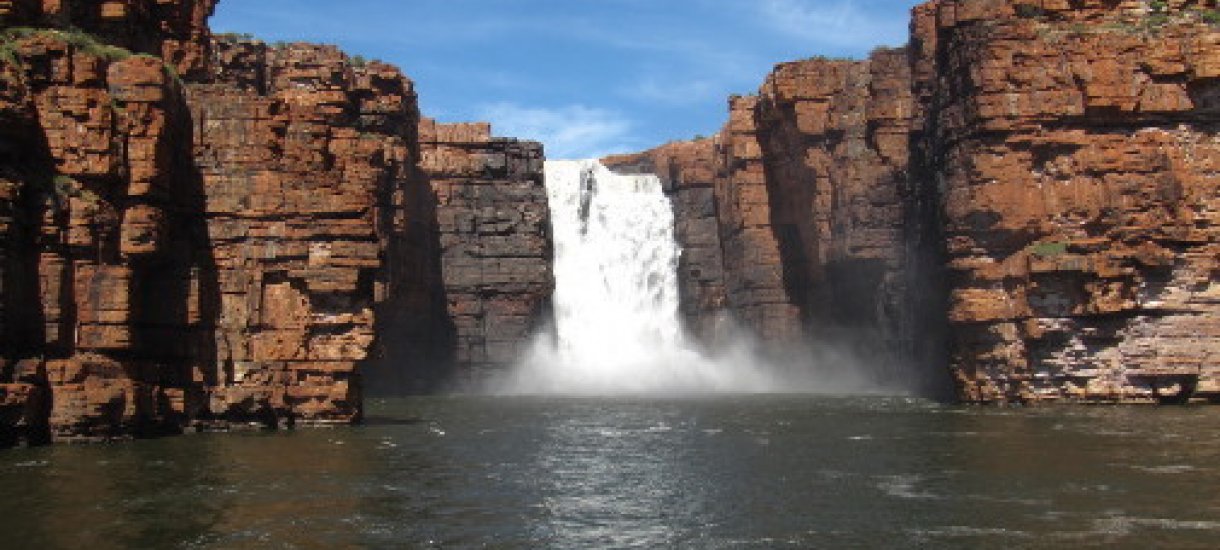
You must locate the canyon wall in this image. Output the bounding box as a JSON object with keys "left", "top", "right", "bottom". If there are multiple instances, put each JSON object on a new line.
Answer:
{"left": 609, "top": 50, "right": 927, "bottom": 390}
{"left": 418, "top": 120, "right": 550, "bottom": 388}
{"left": 614, "top": 1, "right": 1218, "bottom": 401}
{"left": 913, "top": 0, "right": 1220, "bottom": 402}
{"left": 0, "top": 2, "right": 549, "bottom": 445}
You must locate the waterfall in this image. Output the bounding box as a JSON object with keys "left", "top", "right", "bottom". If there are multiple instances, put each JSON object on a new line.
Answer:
{"left": 498, "top": 159, "right": 783, "bottom": 394}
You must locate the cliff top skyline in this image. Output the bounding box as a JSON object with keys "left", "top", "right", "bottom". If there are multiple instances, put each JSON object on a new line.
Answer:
{"left": 212, "top": 0, "right": 919, "bottom": 159}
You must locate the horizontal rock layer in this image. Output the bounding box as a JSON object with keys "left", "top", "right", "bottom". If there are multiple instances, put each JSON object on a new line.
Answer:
{"left": 420, "top": 120, "right": 550, "bottom": 385}
{"left": 915, "top": 0, "right": 1220, "bottom": 402}
{"left": 0, "top": 4, "right": 551, "bottom": 444}
{"left": 612, "top": 0, "right": 1219, "bottom": 402}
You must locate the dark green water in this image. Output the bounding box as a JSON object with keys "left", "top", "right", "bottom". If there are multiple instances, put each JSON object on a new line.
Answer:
{"left": 3, "top": 396, "right": 1220, "bottom": 548}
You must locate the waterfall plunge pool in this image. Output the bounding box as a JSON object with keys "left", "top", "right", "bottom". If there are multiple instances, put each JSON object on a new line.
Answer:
{"left": 3, "top": 396, "right": 1220, "bottom": 548}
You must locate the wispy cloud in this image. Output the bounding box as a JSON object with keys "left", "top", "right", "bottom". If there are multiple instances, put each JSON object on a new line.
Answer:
{"left": 756, "top": 0, "right": 911, "bottom": 49}
{"left": 620, "top": 78, "right": 722, "bottom": 106}
{"left": 477, "top": 102, "right": 641, "bottom": 160}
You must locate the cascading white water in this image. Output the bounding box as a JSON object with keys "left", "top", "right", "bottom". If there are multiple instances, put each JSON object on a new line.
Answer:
{"left": 547, "top": 160, "right": 690, "bottom": 370}
{"left": 499, "top": 159, "right": 784, "bottom": 394}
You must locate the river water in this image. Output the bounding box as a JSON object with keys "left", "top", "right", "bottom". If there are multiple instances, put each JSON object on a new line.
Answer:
{"left": 2, "top": 396, "right": 1220, "bottom": 548}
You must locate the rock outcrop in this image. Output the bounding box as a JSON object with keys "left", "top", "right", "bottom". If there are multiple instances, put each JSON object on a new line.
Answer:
{"left": 418, "top": 120, "right": 550, "bottom": 386}
{"left": 0, "top": 30, "right": 208, "bottom": 442}
{"left": 756, "top": 50, "right": 919, "bottom": 383}
{"left": 912, "top": 0, "right": 1220, "bottom": 402}
{"left": 188, "top": 39, "right": 432, "bottom": 427}
{"left": 0, "top": 0, "right": 217, "bottom": 78}
{"left": 612, "top": 1, "right": 1219, "bottom": 401}
{"left": 0, "top": 2, "right": 550, "bottom": 445}
{"left": 609, "top": 50, "right": 928, "bottom": 389}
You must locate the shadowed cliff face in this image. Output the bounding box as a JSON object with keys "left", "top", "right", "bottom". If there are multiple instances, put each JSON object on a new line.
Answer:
{"left": 0, "top": 31, "right": 215, "bottom": 442}
{"left": 413, "top": 120, "right": 550, "bottom": 391}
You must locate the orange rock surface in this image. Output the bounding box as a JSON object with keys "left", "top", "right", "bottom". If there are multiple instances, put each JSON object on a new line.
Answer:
{"left": 611, "top": 1, "right": 1219, "bottom": 401}
{"left": 0, "top": 4, "right": 551, "bottom": 444}
{"left": 913, "top": 0, "right": 1220, "bottom": 402}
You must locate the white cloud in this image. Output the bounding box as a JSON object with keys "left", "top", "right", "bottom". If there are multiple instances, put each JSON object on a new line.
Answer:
{"left": 477, "top": 102, "right": 641, "bottom": 160}
{"left": 621, "top": 78, "right": 721, "bottom": 105}
{"left": 757, "top": 0, "right": 910, "bottom": 49}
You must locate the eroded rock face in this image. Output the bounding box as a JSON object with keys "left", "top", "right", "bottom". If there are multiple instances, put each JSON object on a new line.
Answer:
{"left": 913, "top": 1, "right": 1220, "bottom": 402}
{"left": 750, "top": 50, "right": 922, "bottom": 386}
{"left": 419, "top": 120, "right": 551, "bottom": 385}
{"left": 712, "top": 95, "right": 806, "bottom": 343}
{"left": 0, "top": 5, "right": 549, "bottom": 444}
{"left": 609, "top": 1, "right": 1218, "bottom": 402}
{"left": 187, "top": 39, "right": 434, "bottom": 426}
{"left": 0, "top": 0, "right": 217, "bottom": 78}
{"left": 0, "top": 32, "right": 207, "bottom": 442}
{"left": 611, "top": 51, "right": 923, "bottom": 387}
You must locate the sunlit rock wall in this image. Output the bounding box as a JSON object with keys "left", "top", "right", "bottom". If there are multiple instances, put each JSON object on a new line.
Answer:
{"left": 912, "top": 0, "right": 1220, "bottom": 402}
{"left": 0, "top": 4, "right": 549, "bottom": 445}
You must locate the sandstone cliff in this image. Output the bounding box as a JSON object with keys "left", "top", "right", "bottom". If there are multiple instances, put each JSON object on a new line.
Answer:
{"left": 913, "top": 0, "right": 1220, "bottom": 402}
{"left": 612, "top": 0, "right": 1219, "bottom": 402}
{"left": 608, "top": 49, "right": 930, "bottom": 391}
{"left": 0, "top": 2, "right": 550, "bottom": 444}
{"left": 416, "top": 120, "right": 550, "bottom": 388}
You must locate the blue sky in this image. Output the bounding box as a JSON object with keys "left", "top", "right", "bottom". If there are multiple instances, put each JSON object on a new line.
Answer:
{"left": 212, "top": 0, "right": 921, "bottom": 159}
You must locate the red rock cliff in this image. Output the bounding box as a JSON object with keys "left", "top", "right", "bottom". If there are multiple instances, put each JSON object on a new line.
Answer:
{"left": 613, "top": 1, "right": 1219, "bottom": 401}
{"left": 0, "top": 2, "right": 551, "bottom": 444}
{"left": 913, "top": 0, "right": 1220, "bottom": 402}
{"left": 610, "top": 49, "right": 929, "bottom": 389}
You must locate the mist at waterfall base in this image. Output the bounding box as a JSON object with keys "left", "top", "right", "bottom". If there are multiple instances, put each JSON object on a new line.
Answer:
{"left": 487, "top": 160, "right": 888, "bottom": 396}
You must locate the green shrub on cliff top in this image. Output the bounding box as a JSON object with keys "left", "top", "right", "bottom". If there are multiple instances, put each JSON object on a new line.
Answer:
{"left": 0, "top": 26, "right": 134, "bottom": 63}
{"left": 1029, "top": 241, "right": 1068, "bottom": 258}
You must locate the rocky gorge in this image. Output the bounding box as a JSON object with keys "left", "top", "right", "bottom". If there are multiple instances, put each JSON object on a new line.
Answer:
{"left": 1, "top": 0, "right": 1218, "bottom": 446}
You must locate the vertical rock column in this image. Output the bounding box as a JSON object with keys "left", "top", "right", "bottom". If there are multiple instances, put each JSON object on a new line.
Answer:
{"left": 189, "top": 40, "right": 422, "bottom": 423}
{"left": 750, "top": 50, "right": 922, "bottom": 387}
{"left": 419, "top": 119, "right": 552, "bottom": 383}
{"left": 0, "top": 32, "right": 204, "bottom": 442}
{"left": 712, "top": 96, "right": 804, "bottom": 343}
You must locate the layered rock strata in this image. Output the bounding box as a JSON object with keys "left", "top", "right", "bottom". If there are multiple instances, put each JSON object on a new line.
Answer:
{"left": 0, "top": 31, "right": 212, "bottom": 442}
{"left": 912, "top": 0, "right": 1220, "bottom": 402}
{"left": 610, "top": 50, "right": 923, "bottom": 388}
{"left": 615, "top": 1, "right": 1219, "bottom": 401}
{"left": 188, "top": 39, "right": 431, "bottom": 426}
{"left": 0, "top": 0, "right": 217, "bottom": 78}
{"left": 751, "top": 49, "right": 918, "bottom": 385}
{"left": 419, "top": 119, "right": 550, "bottom": 385}
{"left": 0, "top": 5, "right": 550, "bottom": 444}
